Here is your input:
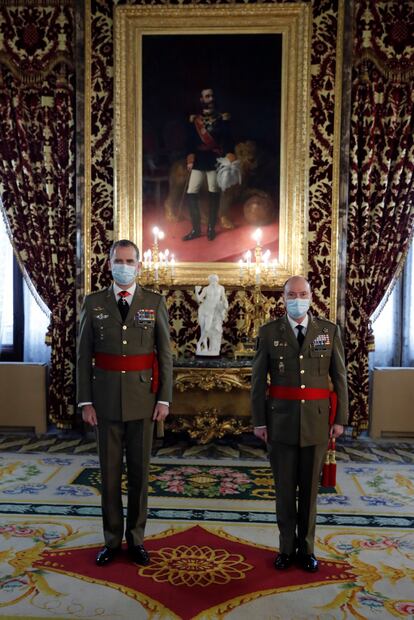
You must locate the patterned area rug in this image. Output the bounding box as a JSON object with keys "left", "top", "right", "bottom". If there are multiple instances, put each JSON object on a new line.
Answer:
{"left": 0, "top": 450, "right": 413, "bottom": 618}
{"left": 73, "top": 462, "right": 335, "bottom": 499}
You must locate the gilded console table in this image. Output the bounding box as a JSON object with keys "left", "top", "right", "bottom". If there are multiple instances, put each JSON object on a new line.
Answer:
{"left": 168, "top": 358, "right": 253, "bottom": 444}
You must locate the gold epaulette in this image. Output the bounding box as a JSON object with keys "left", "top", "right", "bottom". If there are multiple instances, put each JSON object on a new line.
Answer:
{"left": 189, "top": 114, "right": 196, "bottom": 123}
{"left": 222, "top": 112, "right": 231, "bottom": 120}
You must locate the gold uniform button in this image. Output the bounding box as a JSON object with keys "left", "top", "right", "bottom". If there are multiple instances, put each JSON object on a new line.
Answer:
{"left": 121, "top": 370, "right": 126, "bottom": 374}
{"left": 300, "top": 369, "right": 305, "bottom": 374}
{"left": 123, "top": 340, "right": 127, "bottom": 344}
{"left": 301, "top": 399, "right": 305, "bottom": 403}
{"left": 299, "top": 355, "right": 304, "bottom": 359}
{"left": 301, "top": 384, "right": 305, "bottom": 389}
{"left": 122, "top": 325, "right": 127, "bottom": 330}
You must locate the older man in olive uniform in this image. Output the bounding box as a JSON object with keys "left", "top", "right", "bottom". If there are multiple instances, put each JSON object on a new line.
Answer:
{"left": 77, "top": 240, "right": 173, "bottom": 567}
{"left": 251, "top": 276, "right": 348, "bottom": 573}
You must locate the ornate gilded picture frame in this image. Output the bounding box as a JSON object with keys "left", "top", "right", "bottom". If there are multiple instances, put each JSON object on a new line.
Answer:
{"left": 114, "top": 4, "right": 311, "bottom": 286}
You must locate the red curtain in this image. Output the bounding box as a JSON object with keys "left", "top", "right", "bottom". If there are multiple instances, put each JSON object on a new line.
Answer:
{"left": 0, "top": 5, "right": 76, "bottom": 428}
{"left": 345, "top": 1, "right": 414, "bottom": 432}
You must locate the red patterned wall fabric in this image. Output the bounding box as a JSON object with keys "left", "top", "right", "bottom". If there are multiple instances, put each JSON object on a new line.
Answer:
{"left": 89, "top": 0, "right": 114, "bottom": 291}
{"left": 0, "top": 3, "right": 76, "bottom": 428}
{"left": 307, "top": 0, "right": 339, "bottom": 314}
{"left": 346, "top": 0, "right": 414, "bottom": 432}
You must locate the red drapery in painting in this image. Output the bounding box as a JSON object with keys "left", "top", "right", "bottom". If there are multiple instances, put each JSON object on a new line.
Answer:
{"left": 0, "top": 3, "right": 76, "bottom": 428}
{"left": 346, "top": 0, "right": 414, "bottom": 433}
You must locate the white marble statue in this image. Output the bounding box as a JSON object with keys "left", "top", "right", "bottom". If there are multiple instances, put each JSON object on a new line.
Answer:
{"left": 195, "top": 274, "right": 228, "bottom": 356}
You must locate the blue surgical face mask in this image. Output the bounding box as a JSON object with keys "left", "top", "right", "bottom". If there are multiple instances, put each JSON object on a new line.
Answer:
{"left": 286, "top": 298, "right": 310, "bottom": 319}
{"left": 111, "top": 263, "right": 137, "bottom": 286}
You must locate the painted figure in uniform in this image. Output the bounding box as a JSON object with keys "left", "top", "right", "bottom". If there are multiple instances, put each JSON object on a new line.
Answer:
{"left": 183, "top": 87, "right": 236, "bottom": 242}
{"left": 251, "top": 276, "right": 348, "bottom": 572}
{"left": 77, "top": 239, "right": 173, "bottom": 567}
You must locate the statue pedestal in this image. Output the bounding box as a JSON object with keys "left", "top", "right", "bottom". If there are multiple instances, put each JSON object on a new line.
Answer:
{"left": 168, "top": 357, "right": 253, "bottom": 444}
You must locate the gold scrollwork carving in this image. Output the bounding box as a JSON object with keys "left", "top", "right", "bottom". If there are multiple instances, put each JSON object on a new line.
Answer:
{"left": 166, "top": 409, "right": 252, "bottom": 445}
{"left": 174, "top": 369, "right": 251, "bottom": 393}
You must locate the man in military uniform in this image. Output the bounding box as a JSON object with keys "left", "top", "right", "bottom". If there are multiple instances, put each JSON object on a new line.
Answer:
{"left": 251, "top": 276, "right": 348, "bottom": 572}
{"left": 183, "top": 87, "right": 235, "bottom": 242}
{"left": 77, "top": 240, "right": 173, "bottom": 567}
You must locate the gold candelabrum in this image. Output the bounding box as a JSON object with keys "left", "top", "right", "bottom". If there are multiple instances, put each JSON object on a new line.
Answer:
{"left": 139, "top": 227, "right": 176, "bottom": 289}
{"left": 235, "top": 229, "right": 278, "bottom": 357}
{"left": 238, "top": 228, "right": 279, "bottom": 289}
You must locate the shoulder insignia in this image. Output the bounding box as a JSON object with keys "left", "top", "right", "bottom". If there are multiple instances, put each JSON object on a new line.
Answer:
{"left": 313, "top": 314, "right": 335, "bottom": 326}
{"left": 86, "top": 289, "right": 106, "bottom": 300}
{"left": 189, "top": 114, "right": 196, "bottom": 123}
{"left": 221, "top": 112, "right": 231, "bottom": 120}
{"left": 141, "top": 286, "right": 162, "bottom": 297}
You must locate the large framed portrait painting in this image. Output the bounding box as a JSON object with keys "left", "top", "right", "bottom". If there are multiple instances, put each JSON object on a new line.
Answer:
{"left": 114, "top": 5, "right": 311, "bottom": 285}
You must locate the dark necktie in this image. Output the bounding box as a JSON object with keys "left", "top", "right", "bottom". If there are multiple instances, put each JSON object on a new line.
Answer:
{"left": 118, "top": 291, "right": 130, "bottom": 321}
{"left": 296, "top": 324, "right": 305, "bottom": 347}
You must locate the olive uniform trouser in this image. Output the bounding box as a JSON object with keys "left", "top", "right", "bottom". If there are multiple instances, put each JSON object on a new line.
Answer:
{"left": 268, "top": 441, "right": 327, "bottom": 555}
{"left": 97, "top": 418, "right": 154, "bottom": 549}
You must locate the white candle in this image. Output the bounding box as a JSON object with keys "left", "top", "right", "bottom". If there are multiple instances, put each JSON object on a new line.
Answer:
{"left": 255, "top": 266, "right": 261, "bottom": 285}
{"left": 170, "top": 255, "right": 175, "bottom": 277}
{"left": 148, "top": 249, "right": 152, "bottom": 267}
{"left": 245, "top": 250, "right": 252, "bottom": 267}
{"left": 152, "top": 226, "right": 159, "bottom": 245}
{"left": 238, "top": 259, "right": 244, "bottom": 279}
{"left": 253, "top": 228, "right": 263, "bottom": 246}
{"left": 154, "top": 262, "right": 159, "bottom": 282}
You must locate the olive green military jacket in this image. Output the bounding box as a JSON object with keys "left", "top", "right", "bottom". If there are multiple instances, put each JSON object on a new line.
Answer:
{"left": 77, "top": 285, "right": 173, "bottom": 422}
{"left": 251, "top": 313, "right": 348, "bottom": 447}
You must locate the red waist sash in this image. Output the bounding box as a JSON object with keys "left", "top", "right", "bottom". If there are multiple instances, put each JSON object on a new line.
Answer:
{"left": 94, "top": 352, "right": 159, "bottom": 393}
{"left": 269, "top": 386, "right": 329, "bottom": 400}
{"left": 269, "top": 385, "right": 337, "bottom": 424}
{"left": 95, "top": 352, "right": 154, "bottom": 371}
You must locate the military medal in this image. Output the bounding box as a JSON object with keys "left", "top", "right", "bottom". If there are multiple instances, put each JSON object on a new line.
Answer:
{"left": 135, "top": 308, "right": 155, "bottom": 325}
{"left": 312, "top": 332, "right": 331, "bottom": 350}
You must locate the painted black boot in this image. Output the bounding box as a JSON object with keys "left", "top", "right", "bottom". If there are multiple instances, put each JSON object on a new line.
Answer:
{"left": 183, "top": 193, "right": 201, "bottom": 241}
{"left": 207, "top": 192, "right": 220, "bottom": 240}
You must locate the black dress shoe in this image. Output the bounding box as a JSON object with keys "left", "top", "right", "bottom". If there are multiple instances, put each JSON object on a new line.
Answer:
{"left": 297, "top": 553, "right": 319, "bottom": 572}
{"left": 128, "top": 544, "right": 150, "bottom": 566}
{"left": 95, "top": 546, "right": 120, "bottom": 566}
{"left": 274, "top": 552, "right": 295, "bottom": 570}
{"left": 182, "top": 229, "right": 201, "bottom": 241}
